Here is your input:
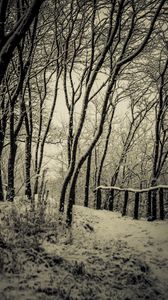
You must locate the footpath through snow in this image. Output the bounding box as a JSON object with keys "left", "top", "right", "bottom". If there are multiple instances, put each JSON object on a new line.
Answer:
{"left": 73, "top": 206, "right": 168, "bottom": 285}
{"left": 43, "top": 205, "right": 168, "bottom": 299}
{"left": 0, "top": 202, "right": 168, "bottom": 300}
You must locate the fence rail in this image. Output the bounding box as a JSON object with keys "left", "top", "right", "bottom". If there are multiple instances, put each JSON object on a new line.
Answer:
{"left": 94, "top": 185, "right": 168, "bottom": 220}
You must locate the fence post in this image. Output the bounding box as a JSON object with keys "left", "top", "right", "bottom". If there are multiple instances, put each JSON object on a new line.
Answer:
{"left": 134, "top": 192, "right": 139, "bottom": 219}
{"left": 122, "top": 190, "right": 128, "bottom": 216}
{"left": 159, "top": 188, "right": 164, "bottom": 220}
{"left": 147, "top": 190, "right": 152, "bottom": 218}
{"left": 152, "top": 188, "right": 157, "bottom": 220}
{"left": 109, "top": 189, "right": 114, "bottom": 211}
{"left": 96, "top": 188, "right": 102, "bottom": 210}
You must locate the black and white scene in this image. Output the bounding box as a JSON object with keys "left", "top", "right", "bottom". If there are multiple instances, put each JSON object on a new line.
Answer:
{"left": 0, "top": 0, "right": 168, "bottom": 299}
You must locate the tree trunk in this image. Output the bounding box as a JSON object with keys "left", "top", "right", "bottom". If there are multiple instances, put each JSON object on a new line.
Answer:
{"left": 147, "top": 190, "right": 152, "bottom": 218}
{"left": 0, "top": 134, "right": 4, "bottom": 201}
{"left": 152, "top": 189, "right": 157, "bottom": 220}
{"left": 66, "top": 179, "right": 76, "bottom": 226}
{"left": 96, "top": 188, "right": 102, "bottom": 210}
{"left": 108, "top": 168, "right": 120, "bottom": 207}
{"left": 0, "top": 159, "right": 4, "bottom": 201}
{"left": 34, "top": 173, "right": 39, "bottom": 196}
{"left": 96, "top": 108, "right": 114, "bottom": 208}
{"left": 6, "top": 142, "right": 17, "bottom": 201}
{"left": 84, "top": 151, "right": 92, "bottom": 207}
{"left": 122, "top": 190, "right": 128, "bottom": 216}
{"left": 67, "top": 107, "right": 74, "bottom": 166}
{"left": 134, "top": 192, "right": 140, "bottom": 220}
{"left": 25, "top": 136, "right": 32, "bottom": 199}
{"left": 59, "top": 160, "right": 75, "bottom": 212}
{"left": 151, "top": 179, "right": 157, "bottom": 220}
{"left": 108, "top": 189, "right": 114, "bottom": 211}
{"left": 94, "top": 147, "right": 98, "bottom": 208}
{"left": 159, "top": 188, "right": 164, "bottom": 220}
{"left": 0, "top": 97, "right": 7, "bottom": 201}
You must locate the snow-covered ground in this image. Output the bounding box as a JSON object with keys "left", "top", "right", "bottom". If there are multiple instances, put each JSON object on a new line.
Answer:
{"left": 0, "top": 202, "right": 168, "bottom": 299}
{"left": 74, "top": 206, "right": 168, "bottom": 283}
{"left": 80, "top": 207, "right": 168, "bottom": 284}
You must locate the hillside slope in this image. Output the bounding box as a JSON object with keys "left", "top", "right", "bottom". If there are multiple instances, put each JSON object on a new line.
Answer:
{"left": 0, "top": 202, "right": 168, "bottom": 299}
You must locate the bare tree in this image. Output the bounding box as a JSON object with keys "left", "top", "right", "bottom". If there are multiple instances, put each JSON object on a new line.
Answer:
{"left": 64, "top": 0, "right": 166, "bottom": 225}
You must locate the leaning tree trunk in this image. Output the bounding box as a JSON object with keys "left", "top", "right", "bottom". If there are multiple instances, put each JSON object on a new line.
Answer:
{"left": 59, "top": 0, "right": 126, "bottom": 213}
{"left": 0, "top": 0, "right": 46, "bottom": 85}
{"left": 65, "top": 0, "right": 166, "bottom": 224}
{"left": 66, "top": 75, "right": 118, "bottom": 225}
{"left": 96, "top": 108, "right": 114, "bottom": 209}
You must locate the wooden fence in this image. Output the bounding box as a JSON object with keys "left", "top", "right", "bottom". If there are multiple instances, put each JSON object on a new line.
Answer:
{"left": 94, "top": 185, "right": 168, "bottom": 220}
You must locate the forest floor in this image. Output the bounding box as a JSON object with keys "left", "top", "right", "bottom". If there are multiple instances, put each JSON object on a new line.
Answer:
{"left": 0, "top": 199, "right": 168, "bottom": 300}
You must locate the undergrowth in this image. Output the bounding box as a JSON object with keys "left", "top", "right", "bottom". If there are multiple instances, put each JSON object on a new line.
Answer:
{"left": 0, "top": 197, "right": 70, "bottom": 275}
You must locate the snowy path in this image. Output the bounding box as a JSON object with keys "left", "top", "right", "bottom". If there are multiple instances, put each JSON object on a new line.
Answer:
{"left": 0, "top": 203, "right": 168, "bottom": 300}
{"left": 42, "top": 205, "right": 168, "bottom": 299}
{"left": 72, "top": 206, "right": 168, "bottom": 285}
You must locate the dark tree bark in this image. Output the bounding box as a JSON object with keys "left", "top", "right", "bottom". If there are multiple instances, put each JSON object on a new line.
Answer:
{"left": 0, "top": 86, "right": 8, "bottom": 201}
{"left": 84, "top": 151, "right": 92, "bottom": 207}
{"left": 25, "top": 136, "right": 32, "bottom": 199}
{"left": 134, "top": 192, "right": 140, "bottom": 220}
{"left": 150, "top": 179, "right": 157, "bottom": 220}
{"left": 122, "top": 190, "right": 128, "bottom": 216}
{"left": 0, "top": 126, "right": 4, "bottom": 200}
{"left": 147, "top": 190, "right": 152, "bottom": 218}
{"left": 23, "top": 78, "right": 33, "bottom": 200}
{"left": 6, "top": 97, "right": 24, "bottom": 201}
{"left": 0, "top": 0, "right": 46, "bottom": 85}
{"left": 6, "top": 100, "right": 15, "bottom": 201}
{"left": 0, "top": 0, "right": 9, "bottom": 49}
{"left": 0, "top": 156, "right": 4, "bottom": 201}
{"left": 96, "top": 107, "right": 114, "bottom": 209}
{"left": 159, "top": 187, "right": 164, "bottom": 220}
{"left": 0, "top": 123, "right": 5, "bottom": 201}
{"left": 149, "top": 58, "right": 168, "bottom": 219}
{"left": 6, "top": 142, "right": 17, "bottom": 201}
{"left": 6, "top": 101, "right": 17, "bottom": 202}
{"left": 96, "top": 188, "right": 102, "bottom": 210}
{"left": 67, "top": 107, "right": 74, "bottom": 166}
{"left": 108, "top": 189, "right": 114, "bottom": 211}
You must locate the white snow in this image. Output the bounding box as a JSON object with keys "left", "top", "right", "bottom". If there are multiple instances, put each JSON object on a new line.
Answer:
{"left": 43, "top": 205, "right": 168, "bottom": 299}
{"left": 73, "top": 206, "right": 168, "bottom": 284}
{"left": 0, "top": 201, "right": 168, "bottom": 299}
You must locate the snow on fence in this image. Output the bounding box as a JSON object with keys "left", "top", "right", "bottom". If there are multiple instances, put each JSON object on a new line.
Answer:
{"left": 94, "top": 185, "right": 168, "bottom": 220}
